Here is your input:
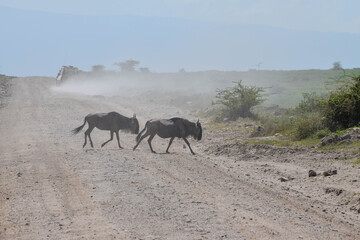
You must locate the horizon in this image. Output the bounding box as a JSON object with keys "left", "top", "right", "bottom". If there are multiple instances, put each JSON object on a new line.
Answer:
{"left": 1, "top": 1, "right": 360, "bottom": 76}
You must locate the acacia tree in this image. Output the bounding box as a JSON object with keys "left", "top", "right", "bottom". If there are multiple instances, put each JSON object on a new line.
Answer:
{"left": 115, "top": 60, "right": 140, "bottom": 72}
{"left": 216, "top": 80, "right": 266, "bottom": 120}
{"left": 92, "top": 64, "right": 105, "bottom": 72}
{"left": 139, "top": 67, "right": 150, "bottom": 73}
{"left": 332, "top": 61, "right": 343, "bottom": 70}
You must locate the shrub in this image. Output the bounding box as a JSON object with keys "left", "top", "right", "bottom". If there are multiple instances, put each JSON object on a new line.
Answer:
{"left": 294, "top": 113, "right": 324, "bottom": 140}
{"left": 258, "top": 73, "right": 360, "bottom": 140}
{"left": 258, "top": 114, "right": 293, "bottom": 136}
{"left": 259, "top": 111, "right": 326, "bottom": 140}
{"left": 215, "top": 80, "right": 266, "bottom": 120}
{"left": 291, "top": 92, "right": 326, "bottom": 114}
{"left": 315, "top": 128, "right": 331, "bottom": 139}
{"left": 324, "top": 74, "right": 360, "bottom": 131}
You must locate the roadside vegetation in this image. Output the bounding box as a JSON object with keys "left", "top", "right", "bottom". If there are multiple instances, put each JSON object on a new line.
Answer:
{"left": 215, "top": 80, "right": 266, "bottom": 120}
{"left": 210, "top": 69, "right": 360, "bottom": 150}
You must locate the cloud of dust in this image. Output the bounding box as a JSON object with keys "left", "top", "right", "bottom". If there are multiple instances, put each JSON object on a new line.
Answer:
{"left": 53, "top": 71, "right": 217, "bottom": 98}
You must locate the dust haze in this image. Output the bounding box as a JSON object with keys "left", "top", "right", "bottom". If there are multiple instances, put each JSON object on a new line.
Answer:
{"left": 53, "top": 70, "right": 224, "bottom": 113}
{"left": 52, "top": 67, "right": 344, "bottom": 110}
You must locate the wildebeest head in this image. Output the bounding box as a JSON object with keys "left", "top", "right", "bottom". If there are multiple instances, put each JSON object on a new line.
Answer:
{"left": 189, "top": 119, "right": 202, "bottom": 141}
{"left": 130, "top": 114, "right": 139, "bottom": 134}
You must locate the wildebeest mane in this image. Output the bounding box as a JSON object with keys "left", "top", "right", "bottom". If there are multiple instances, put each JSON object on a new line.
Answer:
{"left": 169, "top": 117, "right": 201, "bottom": 140}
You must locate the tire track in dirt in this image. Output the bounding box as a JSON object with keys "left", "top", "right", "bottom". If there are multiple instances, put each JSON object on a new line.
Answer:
{"left": 1, "top": 76, "right": 359, "bottom": 239}
{"left": 128, "top": 151, "right": 358, "bottom": 239}
{"left": 0, "top": 77, "right": 123, "bottom": 239}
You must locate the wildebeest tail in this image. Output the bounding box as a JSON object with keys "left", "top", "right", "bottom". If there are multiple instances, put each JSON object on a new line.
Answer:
{"left": 136, "top": 121, "right": 149, "bottom": 142}
{"left": 71, "top": 118, "right": 87, "bottom": 135}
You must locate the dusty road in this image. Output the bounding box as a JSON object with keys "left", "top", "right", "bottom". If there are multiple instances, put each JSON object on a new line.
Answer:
{"left": 1, "top": 77, "right": 359, "bottom": 239}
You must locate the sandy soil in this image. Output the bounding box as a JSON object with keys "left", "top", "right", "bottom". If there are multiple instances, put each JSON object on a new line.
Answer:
{"left": 0, "top": 77, "right": 359, "bottom": 239}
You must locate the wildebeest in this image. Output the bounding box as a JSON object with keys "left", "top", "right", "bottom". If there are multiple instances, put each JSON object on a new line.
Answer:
{"left": 133, "top": 118, "right": 202, "bottom": 155}
{"left": 72, "top": 112, "right": 139, "bottom": 148}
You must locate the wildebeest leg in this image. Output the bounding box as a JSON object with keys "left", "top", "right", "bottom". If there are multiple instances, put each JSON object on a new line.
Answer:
{"left": 101, "top": 131, "right": 114, "bottom": 148}
{"left": 133, "top": 132, "right": 151, "bottom": 151}
{"left": 83, "top": 133, "right": 87, "bottom": 148}
{"left": 182, "top": 137, "right": 195, "bottom": 155}
{"left": 148, "top": 134, "right": 156, "bottom": 153}
{"left": 115, "top": 131, "right": 123, "bottom": 149}
{"left": 166, "top": 137, "right": 175, "bottom": 153}
{"left": 84, "top": 125, "right": 95, "bottom": 148}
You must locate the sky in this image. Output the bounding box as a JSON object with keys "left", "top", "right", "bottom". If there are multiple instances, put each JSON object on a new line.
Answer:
{"left": 1, "top": 0, "right": 359, "bottom": 34}
{"left": 0, "top": 0, "right": 360, "bottom": 76}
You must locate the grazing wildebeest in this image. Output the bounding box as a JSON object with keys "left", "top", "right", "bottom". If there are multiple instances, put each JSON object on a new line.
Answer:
{"left": 133, "top": 118, "right": 202, "bottom": 155}
{"left": 72, "top": 112, "right": 139, "bottom": 148}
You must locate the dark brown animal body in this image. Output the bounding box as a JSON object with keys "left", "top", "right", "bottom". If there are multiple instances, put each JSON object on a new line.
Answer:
{"left": 133, "top": 118, "right": 202, "bottom": 155}
{"left": 72, "top": 112, "right": 139, "bottom": 148}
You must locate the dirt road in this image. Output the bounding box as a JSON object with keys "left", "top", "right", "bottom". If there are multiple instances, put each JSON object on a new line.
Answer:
{"left": 1, "top": 77, "right": 359, "bottom": 239}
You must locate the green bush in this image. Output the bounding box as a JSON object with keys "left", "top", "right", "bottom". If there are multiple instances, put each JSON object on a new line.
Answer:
{"left": 291, "top": 92, "right": 326, "bottom": 114}
{"left": 324, "top": 74, "right": 360, "bottom": 131}
{"left": 259, "top": 111, "right": 326, "bottom": 140}
{"left": 294, "top": 113, "right": 324, "bottom": 140}
{"left": 314, "top": 128, "right": 331, "bottom": 139}
{"left": 258, "top": 114, "right": 293, "bottom": 136}
{"left": 258, "top": 73, "right": 360, "bottom": 140}
{"left": 215, "top": 80, "right": 266, "bottom": 120}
